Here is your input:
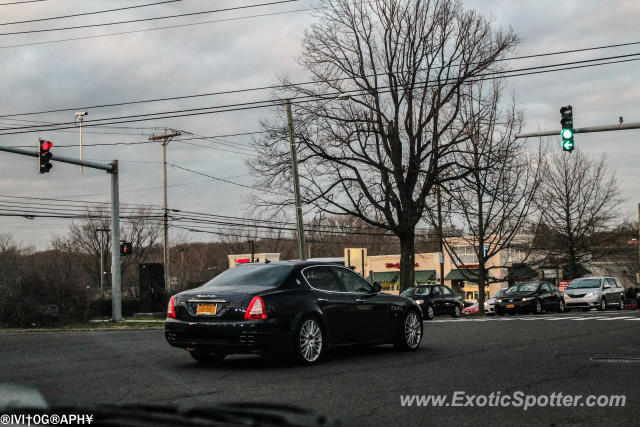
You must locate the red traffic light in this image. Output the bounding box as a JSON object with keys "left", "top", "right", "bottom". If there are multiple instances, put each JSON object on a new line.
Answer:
{"left": 41, "top": 141, "right": 52, "bottom": 151}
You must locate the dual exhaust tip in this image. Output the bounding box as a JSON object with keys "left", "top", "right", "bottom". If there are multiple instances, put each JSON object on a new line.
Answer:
{"left": 239, "top": 334, "right": 256, "bottom": 344}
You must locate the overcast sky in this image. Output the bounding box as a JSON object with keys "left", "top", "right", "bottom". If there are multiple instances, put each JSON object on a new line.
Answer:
{"left": 0, "top": 0, "right": 638, "bottom": 249}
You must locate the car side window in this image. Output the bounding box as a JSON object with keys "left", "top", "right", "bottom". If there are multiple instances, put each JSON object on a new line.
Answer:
{"left": 540, "top": 283, "right": 551, "bottom": 292}
{"left": 603, "top": 279, "right": 612, "bottom": 289}
{"left": 332, "top": 267, "right": 374, "bottom": 293}
{"left": 615, "top": 279, "right": 623, "bottom": 289}
{"left": 431, "top": 286, "right": 442, "bottom": 297}
{"left": 415, "top": 287, "right": 430, "bottom": 296}
{"left": 442, "top": 286, "right": 453, "bottom": 296}
{"left": 302, "top": 266, "right": 344, "bottom": 292}
{"left": 605, "top": 278, "right": 616, "bottom": 288}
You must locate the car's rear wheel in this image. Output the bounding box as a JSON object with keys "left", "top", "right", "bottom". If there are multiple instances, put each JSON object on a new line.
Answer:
{"left": 451, "top": 305, "right": 461, "bottom": 318}
{"left": 557, "top": 300, "right": 565, "bottom": 313}
{"left": 189, "top": 350, "right": 226, "bottom": 363}
{"left": 424, "top": 305, "right": 435, "bottom": 320}
{"left": 394, "top": 310, "right": 422, "bottom": 351}
{"left": 598, "top": 298, "right": 607, "bottom": 311}
{"left": 295, "top": 316, "right": 325, "bottom": 365}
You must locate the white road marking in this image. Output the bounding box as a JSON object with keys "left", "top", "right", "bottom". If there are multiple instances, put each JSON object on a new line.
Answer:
{"left": 424, "top": 313, "right": 640, "bottom": 323}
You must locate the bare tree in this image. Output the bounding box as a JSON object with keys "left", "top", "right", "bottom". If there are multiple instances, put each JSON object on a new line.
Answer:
{"left": 51, "top": 206, "right": 162, "bottom": 295}
{"left": 250, "top": 0, "right": 518, "bottom": 290}
{"left": 437, "top": 80, "right": 543, "bottom": 312}
{"left": 535, "top": 151, "right": 620, "bottom": 279}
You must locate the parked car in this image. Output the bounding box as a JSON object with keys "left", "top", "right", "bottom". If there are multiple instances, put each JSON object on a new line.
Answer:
{"left": 462, "top": 302, "right": 479, "bottom": 315}
{"left": 494, "top": 281, "right": 565, "bottom": 315}
{"left": 400, "top": 284, "right": 463, "bottom": 320}
{"left": 563, "top": 277, "right": 625, "bottom": 311}
{"left": 484, "top": 288, "right": 507, "bottom": 315}
{"left": 165, "top": 261, "right": 423, "bottom": 365}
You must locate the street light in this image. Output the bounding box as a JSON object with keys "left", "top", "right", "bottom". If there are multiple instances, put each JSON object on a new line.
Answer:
{"left": 75, "top": 111, "right": 88, "bottom": 173}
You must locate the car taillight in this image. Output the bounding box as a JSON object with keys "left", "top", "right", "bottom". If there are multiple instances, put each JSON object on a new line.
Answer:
{"left": 166, "top": 296, "right": 176, "bottom": 319}
{"left": 244, "top": 296, "right": 267, "bottom": 320}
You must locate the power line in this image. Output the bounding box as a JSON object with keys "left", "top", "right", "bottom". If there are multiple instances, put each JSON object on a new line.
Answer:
{"left": 0, "top": 53, "right": 639, "bottom": 137}
{"left": 0, "top": 5, "right": 317, "bottom": 50}
{"left": 0, "top": 0, "right": 300, "bottom": 36}
{"left": 0, "top": 0, "right": 181, "bottom": 26}
{"left": 170, "top": 164, "right": 284, "bottom": 195}
{"left": 0, "top": 0, "right": 46, "bottom": 5}
{"left": 3, "top": 38, "right": 640, "bottom": 119}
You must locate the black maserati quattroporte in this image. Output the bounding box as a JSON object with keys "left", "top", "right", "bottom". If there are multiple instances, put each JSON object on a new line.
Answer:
{"left": 165, "top": 261, "right": 423, "bottom": 365}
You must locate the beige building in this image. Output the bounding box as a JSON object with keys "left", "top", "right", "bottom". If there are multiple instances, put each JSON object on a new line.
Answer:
{"left": 366, "top": 239, "right": 536, "bottom": 302}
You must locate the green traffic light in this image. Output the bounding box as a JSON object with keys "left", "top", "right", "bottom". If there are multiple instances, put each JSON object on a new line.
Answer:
{"left": 561, "top": 128, "right": 574, "bottom": 139}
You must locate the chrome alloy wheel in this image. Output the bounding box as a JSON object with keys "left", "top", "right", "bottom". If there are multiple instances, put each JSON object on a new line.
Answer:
{"left": 404, "top": 311, "right": 422, "bottom": 349}
{"left": 299, "top": 319, "right": 323, "bottom": 363}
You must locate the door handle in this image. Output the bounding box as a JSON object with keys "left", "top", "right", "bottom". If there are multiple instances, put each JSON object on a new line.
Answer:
{"left": 318, "top": 298, "right": 328, "bottom": 303}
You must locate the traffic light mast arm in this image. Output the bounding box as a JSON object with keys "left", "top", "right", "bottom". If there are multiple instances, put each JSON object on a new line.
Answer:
{"left": 516, "top": 121, "right": 640, "bottom": 139}
{"left": 0, "top": 145, "right": 115, "bottom": 172}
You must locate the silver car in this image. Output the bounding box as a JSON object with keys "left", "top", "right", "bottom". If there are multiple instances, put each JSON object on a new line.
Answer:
{"left": 483, "top": 288, "right": 507, "bottom": 315}
{"left": 563, "top": 277, "right": 626, "bottom": 311}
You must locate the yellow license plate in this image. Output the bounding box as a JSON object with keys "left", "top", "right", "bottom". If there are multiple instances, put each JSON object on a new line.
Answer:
{"left": 507, "top": 304, "right": 515, "bottom": 309}
{"left": 196, "top": 303, "right": 217, "bottom": 315}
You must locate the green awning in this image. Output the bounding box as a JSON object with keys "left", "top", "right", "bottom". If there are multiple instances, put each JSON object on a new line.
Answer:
{"left": 414, "top": 270, "right": 436, "bottom": 283}
{"left": 445, "top": 268, "right": 479, "bottom": 282}
{"left": 370, "top": 271, "right": 398, "bottom": 283}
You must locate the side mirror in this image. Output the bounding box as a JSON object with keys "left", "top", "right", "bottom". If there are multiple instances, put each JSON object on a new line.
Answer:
{"left": 372, "top": 282, "right": 382, "bottom": 293}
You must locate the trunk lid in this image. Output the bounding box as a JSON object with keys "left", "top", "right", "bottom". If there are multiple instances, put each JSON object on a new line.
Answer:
{"left": 174, "top": 284, "right": 275, "bottom": 321}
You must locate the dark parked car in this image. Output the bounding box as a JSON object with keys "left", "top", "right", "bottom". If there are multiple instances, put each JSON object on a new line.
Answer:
{"left": 494, "top": 281, "right": 566, "bottom": 315}
{"left": 165, "top": 261, "right": 423, "bottom": 365}
{"left": 400, "top": 285, "right": 463, "bottom": 320}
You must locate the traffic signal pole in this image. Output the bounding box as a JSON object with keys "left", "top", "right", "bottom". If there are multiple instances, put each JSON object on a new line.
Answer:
{"left": 0, "top": 145, "right": 123, "bottom": 321}
{"left": 516, "top": 121, "right": 640, "bottom": 139}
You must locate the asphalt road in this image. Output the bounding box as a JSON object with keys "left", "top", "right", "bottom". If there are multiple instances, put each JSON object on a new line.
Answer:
{"left": 1, "top": 310, "right": 639, "bottom": 426}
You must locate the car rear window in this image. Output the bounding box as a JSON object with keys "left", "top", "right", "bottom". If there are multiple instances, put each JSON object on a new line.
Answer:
{"left": 202, "top": 264, "right": 294, "bottom": 288}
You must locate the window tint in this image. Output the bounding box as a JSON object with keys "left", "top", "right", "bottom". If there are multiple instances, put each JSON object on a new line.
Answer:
{"left": 302, "top": 266, "right": 344, "bottom": 292}
{"left": 400, "top": 287, "right": 415, "bottom": 297}
{"left": 333, "top": 267, "right": 373, "bottom": 293}
{"left": 442, "top": 286, "right": 453, "bottom": 296}
{"left": 431, "top": 286, "right": 442, "bottom": 297}
{"left": 203, "top": 264, "right": 294, "bottom": 288}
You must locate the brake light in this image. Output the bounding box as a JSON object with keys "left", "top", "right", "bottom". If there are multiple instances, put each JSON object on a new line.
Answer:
{"left": 244, "top": 296, "right": 267, "bottom": 320}
{"left": 166, "top": 296, "right": 176, "bottom": 319}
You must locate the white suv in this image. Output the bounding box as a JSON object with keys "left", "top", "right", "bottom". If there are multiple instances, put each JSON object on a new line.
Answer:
{"left": 563, "top": 277, "right": 626, "bottom": 311}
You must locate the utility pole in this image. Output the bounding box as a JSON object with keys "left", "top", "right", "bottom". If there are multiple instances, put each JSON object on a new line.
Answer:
{"left": 97, "top": 227, "right": 110, "bottom": 298}
{"left": 285, "top": 99, "right": 307, "bottom": 261}
{"left": 250, "top": 239, "right": 255, "bottom": 263}
{"left": 149, "top": 130, "right": 181, "bottom": 291}
{"left": 436, "top": 180, "right": 445, "bottom": 286}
